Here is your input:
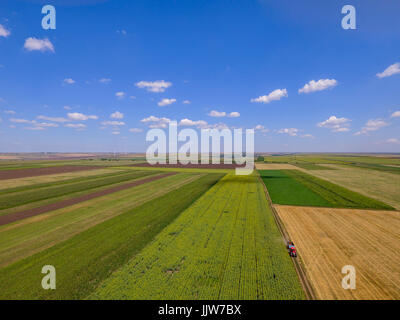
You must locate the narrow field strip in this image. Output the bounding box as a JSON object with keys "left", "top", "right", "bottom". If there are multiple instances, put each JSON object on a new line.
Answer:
{"left": 91, "top": 174, "right": 304, "bottom": 300}
{"left": 0, "top": 170, "right": 158, "bottom": 216}
{"left": 0, "top": 172, "right": 172, "bottom": 226}
{"left": 0, "top": 173, "right": 223, "bottom": 299}
{"left": 0, "top": 165, "right": 105, "bottom": 180}
{"left": 0, "top": 168, "right": 121, "bottom": 191}
{"left": 0, "top": 173, "right": 202, "bottom": 267}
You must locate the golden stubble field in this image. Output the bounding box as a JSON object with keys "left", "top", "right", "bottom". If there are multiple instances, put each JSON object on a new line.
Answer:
{"left": 275, "top": 205, "right": 400, "bottom": 300}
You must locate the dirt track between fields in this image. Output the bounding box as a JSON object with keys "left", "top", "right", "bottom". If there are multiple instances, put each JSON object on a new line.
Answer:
{"left": 0, "top": 172, "right": 176, "bottom": 227}
{"left": 0, "top": 165, "right": 105, "bottom": 180}
{"left": 130, "top": 163, "right": 245, "bottom": 169}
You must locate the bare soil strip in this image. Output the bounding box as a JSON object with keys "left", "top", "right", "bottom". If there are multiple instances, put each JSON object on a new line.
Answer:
{"left": 275, "top": 205, "right": 400, "bottom": 300}
{"left": 0, "top": 165, "right": 105, "bottom": 180}
{"left": 0, "top": 172, "right": 176, "bottom": 226}
{"left": 130, "top": 163, "right": 245, "bottom": 169}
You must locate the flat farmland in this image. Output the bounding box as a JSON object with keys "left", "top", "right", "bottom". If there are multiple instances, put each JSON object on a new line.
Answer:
{"left": 297, "top": 164, "right": 400, "bottom": 210}
{"left": 0, "top": 172, "right": 223, "bottom": 299}
{"left": 91, "top": 174, "right": 304, "bottom": 300}
{"left": 275, "top": 205, "right": 400, "bottom": 300}
{"left": 259, "top": 169, "right": 393, "bottom": 210}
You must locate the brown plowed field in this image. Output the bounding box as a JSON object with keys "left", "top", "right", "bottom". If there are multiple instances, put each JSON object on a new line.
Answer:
{"left": 275, "top": 205, "right": 400, "bottom": 300}
{"left": 0, "top": 172, "right": 176, "bottom": 226}
{"left": 130, "top": 163, "right": 245, "bottom": 169}
{"left": 0, "top": 165, "right": 105, "bottom": 180}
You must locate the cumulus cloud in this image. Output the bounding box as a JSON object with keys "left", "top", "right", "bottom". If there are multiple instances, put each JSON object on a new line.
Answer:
{"left": 0, "top": 24, "right": 10, "bottom": 38}
{"left": 135, "top": 80, "right": 172, "bottom": 93}
{"left": 386, "top": 138, "right": 400, "bottom": 144}
{"left": 110, "top": 111, "right": 124, "bottom": 119}
{"left": 228, "top": 112, "right": 240, "bottom": 118}
{"left": 254, "top": 125, "right": 269, "bottom": 133}
{"left": 65, "top": 123, "right": 86, "bottom": 130}
{"left": 158, "top": 98, "right": 176, "bottom": 107}
{"left": 376, "top": 63, "right": 400, "bottom": 78}
{"left": 10, "top": 118, "right": 35, "bottom": 124}
{"left": 63, "top": 78, "right": 75, "bottom": 85}
{"left": 4, "top": 110, "right": 15, "bottom": 115}
{"left": 298, "top": 79, "right": 337, "bottom": 94}
{"left": 37, "top": 115, "right": 68, "bottom": 122}
{"left": 208, "top": 110, "right": 226, "bottom": 117}
{"left": 115, "top": 91, "right": 126, "bottom": 99}
{"left": 179, "top": 119, "right": 208, "bottom": 128}
{"left": 99, "top": 78, "right": 111, "bottom": 83}
{"left": 277, "top": 128, "right": 299, "bottom": 136}
{"left": 129, "top": 128, "right": 143, "bottom": 133}
{"left": 301, "top": 134, "right": 315, "bottom": 139}
{"left": 355, "top": 119, "right": 388, "bottom": 135}
{"left": 67, "top": 112, "right": 98, "bottom": 121}
{"left": 391, "top": 110, "right": 400, "bottom": 118}
{"left": 182, "top": 100, "right": 191, "bottom": 104}
{"left": 251, "top": 89, "right": 288, "bottom": 104}
{"left": 317, "top": 116, "right": 351, "bottom": 132}
{"left": 101, "top": 120, "right": 125, "bottom": 126}
{"left": 141, "top": 115, "right": 171, "bottom": 128}
{"left": 24, "top": 37, "right": 54, "bottom": 53}
{"left": 24, "top": 126, "right": 46, "bottom": 131}
{"left": 63, "top": 106, "right": 72, "bottom": 110}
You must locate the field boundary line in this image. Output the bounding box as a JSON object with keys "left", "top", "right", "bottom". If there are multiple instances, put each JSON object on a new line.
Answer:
{"left": 257, "top": 174, "right": 317, "bottom": 300}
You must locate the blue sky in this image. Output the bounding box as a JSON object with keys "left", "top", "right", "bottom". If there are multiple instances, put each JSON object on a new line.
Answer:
{"left": 0, "top": 0, "right": 399, "bottom": 152}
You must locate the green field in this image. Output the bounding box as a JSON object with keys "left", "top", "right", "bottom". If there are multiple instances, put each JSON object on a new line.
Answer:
{"left": 259, "top": 169, "right": 394, "bottom": 210}
{"left": 0, "top": 173, "right": 223, "bottom": 299}
{"left": 90, "top": 174, "right": 304, "bottom": 300}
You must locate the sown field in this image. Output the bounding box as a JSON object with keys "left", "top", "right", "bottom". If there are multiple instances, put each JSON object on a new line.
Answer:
{"left": 90, "top": 174, "right": 305, "bottom": 300}
{"left": 255, "top": 163, "right": 297, "bottom": 170}
{"left": 298, "top": 164, "right": 400, "bottom": 210}
{"left": 0, "top": 172, "right": 223, "bottom": 299}
{"left": 275, "top": 205, "right": 400, "bottom": 300}
{"left": 259, "top": 170, "right": 393, "bottom": 210}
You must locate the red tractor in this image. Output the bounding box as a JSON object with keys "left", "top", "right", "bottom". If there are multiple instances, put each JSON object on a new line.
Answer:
{"left": 287, "top": 241, "right": 297, "bottom": 258}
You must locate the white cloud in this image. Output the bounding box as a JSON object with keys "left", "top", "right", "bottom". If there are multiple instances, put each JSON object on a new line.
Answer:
{"left": 317, "top": 116, "right": 351, "bottom": 132}
{"left": 376, "top": 63, "right": 400, "bottom": 78}
{"left": 129, "top": 96, "right": 136, "bottom": 100}
{"left": 298, "top": 79, "right": 337, "bottom": 94}
{"left": 182, "top": 100, "right": 191, "bottom": 104}
{"left": 65, "top": 123, "right": 86, "bottom": 130}
{"left": 135, "top": 80, "right": 172, "bottom": 93}
{"left": 110, "top": 111, "right": 124, "bottom": 119}
{"left": 277, "top": 128, "right": 299, "bottom": 136}
{"left": 141, "top": 116, "right": 171, "bottom": 128}
{"left": 301, "top": 134, "right": 315, "bottom": 139}
{"left": 36, "top": 122, "right": 58, "bottom": 128}
{"left": 0, "top": 24, "right": 10, "bottom": 38}
{"left": 115, "top": 91, "right": 126, "bottom": 99}
{"left": 355, "top": 118, "right": 388, "bottom": 135}
{"left": 37, "top": 115, "right": 69, "bottom": 122}
{"left": 251, "top": 89, "right": 288, "bottom": 104}
{"left": 129, "top": 128, "right": 143, "bottom": 133}
{"left": 63, "top": 106, "right": 72, "bottom": 110}
{"left": 228, "top": 112, "right": 240, "bottom": 118}
{"left": 101, "top": 120, "right": 125, "bottom": 126}
{"left": 24, "top": 126, "right": 45, "bottom": 131}
{"left": 4, "top": 110, "right": 15, "bottom": 115}
{"left": 67, "top": 112, "right": 98, "bottom": 121}
{"left": 254, "top": 125, "right": 269, "bottom": 133}
{"left": 179, "top": 118, "right": 208, "bottom": 128}
{"left": 10, "top": 118, "right": 35, "bottom": 124}
{"left": 99, "top": 78, "right": 111, "bottom": 83}
{"left": 386, "top": 138, "right": 400, "bottom": 144}
{"left": 24, "top": 37, "right": 54, "bottom": 53}
{"left": 158, "top": 98, "right": 176, "bottom": 107}
{"left": 208, "top": 110, "right": 226, "bottom": 117}
{"left": 111, "top": 131, "right": 120, "bottom": 135}
{"left": 63, "top": 78, "right": 75, "bottom": 85}
{"left": 391, "top": 110, "right": 400, "bottom": 118}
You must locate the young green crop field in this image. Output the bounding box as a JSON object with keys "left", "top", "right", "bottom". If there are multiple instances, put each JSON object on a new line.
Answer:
{"left": 90, "top": 174, "right": 305, "bottom": 300}
{"left": 259, "top": 169, "right": 394, "bottom": 210}
{"left": 0, "top": 172, "right": 223, "bottom": 299}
